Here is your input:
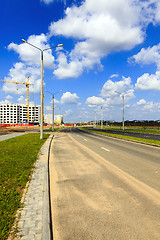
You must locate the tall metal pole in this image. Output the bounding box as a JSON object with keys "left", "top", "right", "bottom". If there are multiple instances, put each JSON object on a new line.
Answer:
{"left": 21, "top": 39, "right": 63, "bottom": 139}
{"left": 122, "top": 94, "right": 124, "bottom": 131}
{"left": 52, "top": 94, "right": 54, "bottom": 132}
{"left": 40, "top": 51, "right": 43, "bottom": 139}
{"left": 115, "top": 91, "right": 127, "bottom": 131}
{"left": 45, "top": 90, "right": 62, "bottom": 132}
{"left": 101, "top": 106, "right": 103, "bottom": 129}
{"left": 95, "top": 111, "right": 96, "bottom": 127}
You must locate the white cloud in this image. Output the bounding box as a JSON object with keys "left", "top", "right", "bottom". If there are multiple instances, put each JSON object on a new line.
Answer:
{"left": 5, "top": 95, "right": 13, "bottom": 101}
{"left": 64, "top": 109, "right": 72, "bottom": 116}
{"left": 143, "top": 101, "right": 160, "bottom": 112}
{"left": 137, "top": 99, "right": 146, "bottom": 105}
{"left": 61, "top": 92, "right": 80, "bottom": 104}
{"left": 86, "top": 96, "right": 105, "bottom": 107}
{"left": 8, "top": 34, "right": 55, "bottom": 69}
{"left": 41, "top": 0, "right": 67, "bottom": 4}
{"left": 0, "top": 99, "right": 11, "bottom": 104}
{"left": 53, "top": 52, "right": 83, "bottom": 79}
{"left": 41, "top": 0, "right": 54, "bottom": 4}
{"left": 49, "top": 0, "right": 158, "bottom": 78}
{"left": 128, "top": 43, "right": 160, "bottom": 69}
{"left": 110, "top": 74, "right": 119, "bottom": 79}
{"left": 101, "top": 76, "right": 134, "bottom": 98}
{"left": 135, "top": 71, "right": 160, "bottom": 90}
{"left": 17, "top": 96, "right": 26, "bottom": 104}
{"left": 2, "top": 62, "right": 41, "bottom": 95}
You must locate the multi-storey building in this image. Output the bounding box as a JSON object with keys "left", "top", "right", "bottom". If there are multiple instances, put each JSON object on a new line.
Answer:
{"left": 0, "top": 104, "right": 40, "bottom": 124}
{"left": 44, "top": 114, "right": 63, "bottom": 124}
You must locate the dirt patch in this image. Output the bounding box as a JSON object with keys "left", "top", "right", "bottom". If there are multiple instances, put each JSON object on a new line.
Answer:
{"left": 0, "top": 125, "right": 40, "bottom": 135}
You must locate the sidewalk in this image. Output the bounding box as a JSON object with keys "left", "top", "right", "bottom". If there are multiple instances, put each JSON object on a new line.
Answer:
{"left": 0, "top": 132, "right": 27, "bottom": 141}
{"left": 7, "top": 134, "right": 53, "bottom": 240}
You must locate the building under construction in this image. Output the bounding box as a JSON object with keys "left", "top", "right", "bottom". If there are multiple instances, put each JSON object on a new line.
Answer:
{"left": 0, "top": 103, "right": 40, "bottom": 124}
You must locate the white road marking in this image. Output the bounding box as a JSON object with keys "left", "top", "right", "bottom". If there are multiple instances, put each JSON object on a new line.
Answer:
{"left": 84, "top": 139, "right": 88, "bottom": 141}
{"left": 101, "top": 147, "right": 110, "bottom": 152}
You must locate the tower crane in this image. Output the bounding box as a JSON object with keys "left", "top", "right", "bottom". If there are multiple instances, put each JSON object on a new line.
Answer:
{"left": 0, "top": 75, "right": 34, "bottom": 123}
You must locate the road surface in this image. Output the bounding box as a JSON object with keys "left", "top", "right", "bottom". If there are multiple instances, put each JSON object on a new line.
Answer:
{"left": 50, "top": 128, "right": 160, "bottom": 240}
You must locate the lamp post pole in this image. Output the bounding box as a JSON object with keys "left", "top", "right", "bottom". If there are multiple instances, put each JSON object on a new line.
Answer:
{"left": 122, "top": 94, "right": 124, "bottom": 131}
{"left": 115, "top": 91, "right": 126, "bottom": 131}
{"left": 41, "top": 51, "right": 44, "bottom": 139}
{"left": 22, "top": 39, "right": 63, "bottom": 139}
{"left": 101, "top": 106, "right": 103, "bottom": 129}
{"left": 95, "top": 110, "right": 96, "bottom": 128}
{"left": 45, "top": 90, "right": 62, "bottom": 132}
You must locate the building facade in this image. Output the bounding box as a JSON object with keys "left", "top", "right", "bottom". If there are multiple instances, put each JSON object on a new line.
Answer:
{"left": 0, "top": 104, "right": 40, "bottom": 124}
{"left": 44, "top": 114, "right": 63, "bottom": 124}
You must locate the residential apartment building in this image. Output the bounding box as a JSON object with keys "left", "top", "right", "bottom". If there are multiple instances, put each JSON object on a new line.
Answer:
{"left": 0, "top": 104, "right": 40, "bottom": 124}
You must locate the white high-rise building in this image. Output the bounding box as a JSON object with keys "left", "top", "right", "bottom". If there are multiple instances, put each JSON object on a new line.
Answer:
{"left": 0, "top": 104, "right": 40, "bottom": 124}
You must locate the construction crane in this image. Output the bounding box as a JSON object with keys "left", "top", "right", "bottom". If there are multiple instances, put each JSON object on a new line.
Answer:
{"left": 0, "top": 75, "right": 34, "bottom": 123}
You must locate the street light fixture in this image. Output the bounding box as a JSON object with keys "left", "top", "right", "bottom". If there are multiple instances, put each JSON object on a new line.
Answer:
{"left": 22, "top": 39, "right": 63, "bottom": 139}
{"left": 45, "top": 90, "right": 62, "bottom": 132}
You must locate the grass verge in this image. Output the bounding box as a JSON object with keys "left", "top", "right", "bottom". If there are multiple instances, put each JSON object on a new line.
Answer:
{"left": 80, "top": 128, "right": 160, "bottom": 146}
{"left": 0, "top": 133, "right": 49, "bottom": 240}
{"left": 95, "top": 126, "right": 160, "bottom": 134}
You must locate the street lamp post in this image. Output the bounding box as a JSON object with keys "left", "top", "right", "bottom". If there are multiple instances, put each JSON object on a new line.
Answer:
{"left": 101, "top": 106, "right": 103, "bottom": 129}
{"left": 45, "top": 90, "right": 62, "bottom": 132}
{"left": 95, "top": 110, "right": 96, "bottom": 128}
{"left": 22, "top": 39, "right": 63, "bottom": 139}
{"left": 115, "top": 91, "right": 126, "bottom": 131}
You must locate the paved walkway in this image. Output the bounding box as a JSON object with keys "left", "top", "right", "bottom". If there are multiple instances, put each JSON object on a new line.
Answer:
{"left": 0, "top": 132, "right": 26, "bottom": 141}
{"left": 7, "top": 134, "right": 53, "bottom": 240}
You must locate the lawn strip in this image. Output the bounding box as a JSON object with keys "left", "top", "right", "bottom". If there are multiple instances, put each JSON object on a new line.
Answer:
{"left": 80, "top": 128, "right": 160, "bottom": 146}
{"left": 0, "top": 133, "right": 49, "bottom": 240}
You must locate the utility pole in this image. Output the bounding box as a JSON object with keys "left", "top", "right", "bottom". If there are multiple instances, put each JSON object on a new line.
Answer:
{"left": 95, "top": 110, "right": 96, "bottom": 128}
{"left": 101, "top": 106, "right": 103, "bottom": 129}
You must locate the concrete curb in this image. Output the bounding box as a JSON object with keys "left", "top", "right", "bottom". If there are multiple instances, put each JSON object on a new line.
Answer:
{"left": 42, "top": 134, "right": 54, "bottom": 240}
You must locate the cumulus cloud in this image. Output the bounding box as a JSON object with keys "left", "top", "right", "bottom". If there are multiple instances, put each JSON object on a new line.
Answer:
{"left": 128, "top": 43, "right": 160, "bottom": 69}
{"left": 143, "top": 101, "right": 160, "bottom": 112}
{"left": 86, "top": 96, "right": 105, "bottom": 107}
{"left": 17, "top": 96, "right": 26, "bottom": 104}
{"left": 41, "top": 0, "right": 54, "bottom": 4}
{"left": 110, "top": 74, "right": 119, "bottom": 79}
{"left": 8, "top": 34, "right": 55, "bottom": 69}
{"left": 2, "top": 62, "right": 41, "bottom": 95}
{"left": 5, "top": 95, "right": 13, "bottom": 101}
{"left": 41, "top": 0, "right": 67, "bottom": 5}
{"left": 48, "top": 0, "right": 159, "bottom": 78}
{"left": 135, "top": 71, "right": 160, "bottom": 90}
{"left": 137, "top": 99, "right": 146, "bottom": 105}
{"left": 53, "top": 52, "right": 83, "bottom": 79}
{"left": 61, "top": 92, "right": 80, "bottom": 104}
{"left": 0, "top": 99, "right": 11, "bottom": 104}
{"left": 64, "top": 109, "right": 72, "bottom": 116}
{"left": 101, "top": 76, "right": 134, "bottom": 98}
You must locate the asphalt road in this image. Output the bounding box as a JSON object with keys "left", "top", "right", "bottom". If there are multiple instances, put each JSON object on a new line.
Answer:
{"left": 84, "top": 126, "right": 160, "bottom": 141}
{"left": 50, "top": 128, "right": 160, "bottom": 240}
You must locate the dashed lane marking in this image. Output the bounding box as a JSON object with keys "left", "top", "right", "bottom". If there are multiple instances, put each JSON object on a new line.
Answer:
{"left": 101, "top": 147, "right": 110, "bottom": 152}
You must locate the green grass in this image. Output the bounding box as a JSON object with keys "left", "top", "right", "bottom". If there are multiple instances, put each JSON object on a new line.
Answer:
{"left": 80, "top": 128, "right": 160, "bottom": 146}
{"left": 95, "top": 125, "right": 160, "bottom": 134}
{"left": 0, "top": 133, "right": 49, "bottom": 240}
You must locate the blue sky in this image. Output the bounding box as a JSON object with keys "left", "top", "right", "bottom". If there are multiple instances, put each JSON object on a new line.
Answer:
{"left": 1, "top": 0, "right": 160, "bottom": 123}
